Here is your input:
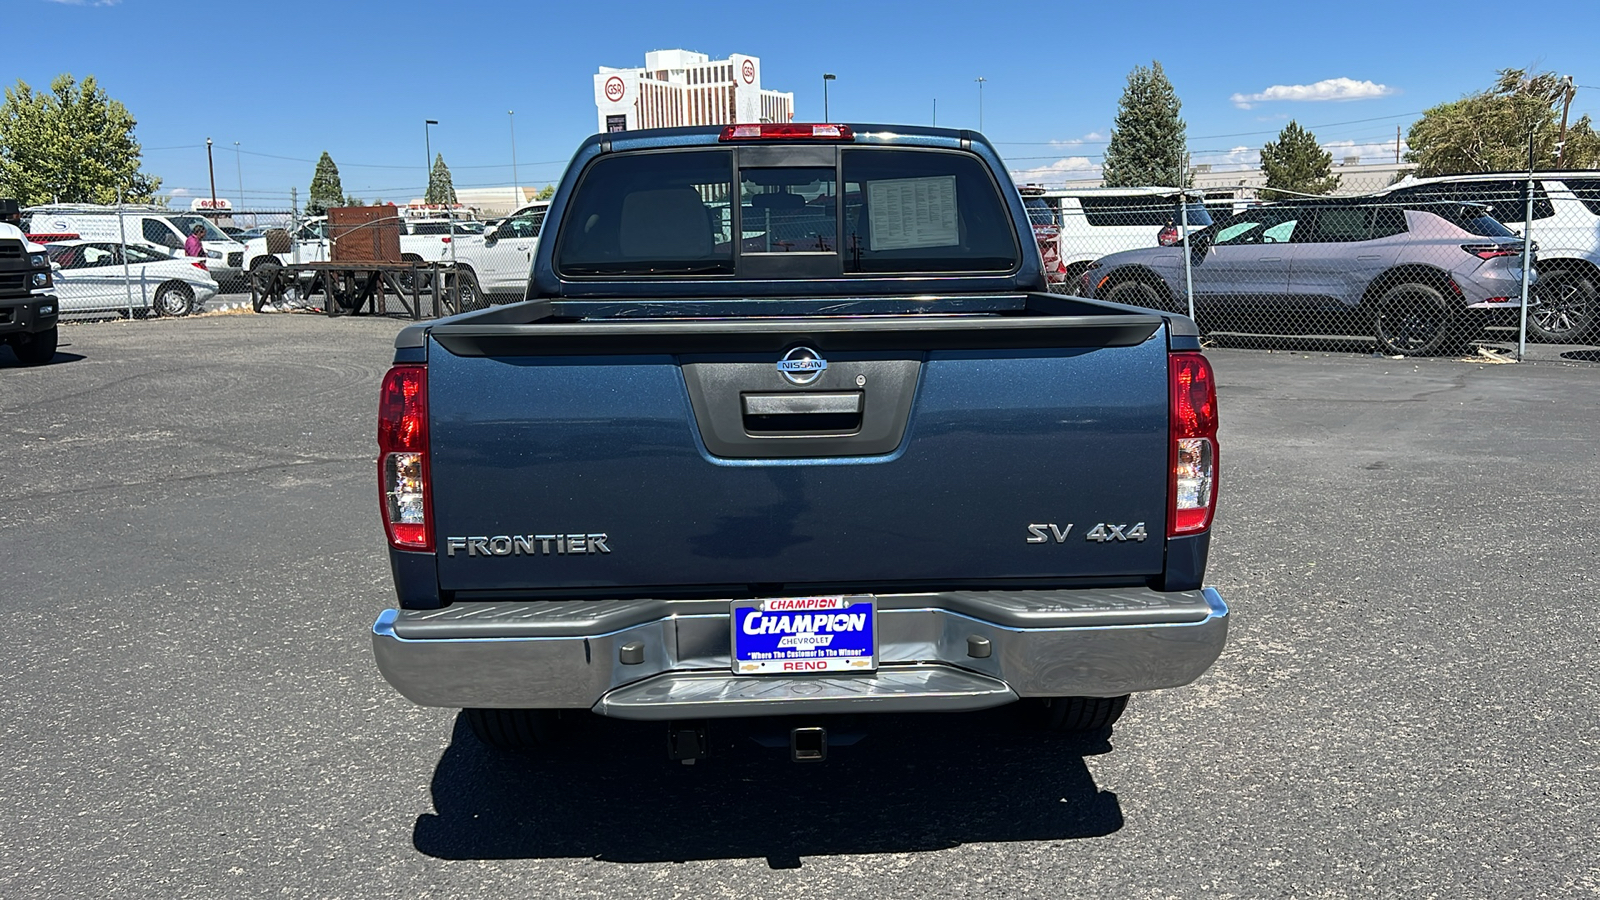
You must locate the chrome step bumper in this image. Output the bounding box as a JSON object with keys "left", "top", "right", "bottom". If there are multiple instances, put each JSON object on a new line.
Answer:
{"left": 371, "top": 586, "right": 1228, "bottom": 718}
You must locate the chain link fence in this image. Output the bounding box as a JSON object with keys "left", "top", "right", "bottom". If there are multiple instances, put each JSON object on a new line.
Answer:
{"left": 1032, "top": 171, "right": 1600, "bottom": 360}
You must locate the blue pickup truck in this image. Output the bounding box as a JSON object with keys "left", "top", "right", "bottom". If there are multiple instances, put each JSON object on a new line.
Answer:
{"left": 370, "top": 123, "right": 1227, "bottom": 762}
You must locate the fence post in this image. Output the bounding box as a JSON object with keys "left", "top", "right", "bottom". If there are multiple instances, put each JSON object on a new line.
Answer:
{"left": 1517, "top": 131, "right": 1534, "bottom": 361}
{"left": 1180, "top": 187, "right": 1195, "bottom": 321}
{"left": 116, "top": 193, "right": 135, "bottom": 318}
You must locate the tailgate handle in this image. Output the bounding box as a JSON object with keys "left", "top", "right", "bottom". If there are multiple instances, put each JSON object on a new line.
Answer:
{"left": 742, "top": 392, "right": 862, "bottom": 416}
{"left": 741, "top": 391, "right": 864, "bottom": 436}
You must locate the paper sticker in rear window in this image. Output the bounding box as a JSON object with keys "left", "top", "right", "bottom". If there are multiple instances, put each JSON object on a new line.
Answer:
{"left": 867, "top": 176, "right": 959, "bottom": 251}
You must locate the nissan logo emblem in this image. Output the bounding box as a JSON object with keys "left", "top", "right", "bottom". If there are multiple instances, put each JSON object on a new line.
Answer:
{"left": 776, "top": 346, "right": 827, "bottom": 386}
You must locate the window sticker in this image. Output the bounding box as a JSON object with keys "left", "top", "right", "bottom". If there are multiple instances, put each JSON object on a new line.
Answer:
{"left": 867, "top": 175, "right": 959, "bottom": 251}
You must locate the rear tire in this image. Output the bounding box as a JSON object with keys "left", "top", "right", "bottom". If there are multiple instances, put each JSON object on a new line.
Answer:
{"left": 1105, "top": 278, "right": 1164, "bottom": 309}
{"left": 1029, "top": 695, "right": 1130, "bottom": 733}
{"left": 154, "top": 281, "right": 194, "bottom": 317}
{"left": 1529, "top": 268, "right": 1598, "bottom": 343}
{"left": 451, "top": 268, "right": 486, "bottom": 313}
{"left": 11, "top": 326, "right": 58, "bottom": 366}
{"left": 464, "top": 708, "right": 564, "bottom": 752}
{"left": 251, "top": 261, "right": 282, "bottom": 312}
{"left": 1372, "top": 283, "right": 1452, "bottom": 356}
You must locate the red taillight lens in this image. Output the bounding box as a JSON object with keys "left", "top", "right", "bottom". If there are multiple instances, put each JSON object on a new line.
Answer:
{"left": 1169, "top": 352, "right": 1218, "bottom": 537}
{"left": 191, "top": 260, "right": 208, "bottom": 271}
{"left": 719, "top": 123, "right": 855, "bottom": 141}
{"left": 378, "top": 365, "right": 432, "bottom": 551}
{"left": 1461, "top": 243, "right": 1519, "bottom": 260}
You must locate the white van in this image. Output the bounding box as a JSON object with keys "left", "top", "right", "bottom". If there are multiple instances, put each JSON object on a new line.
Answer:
{"left": 22, "top": 205, "right": 244, "bottom": 288}
{"left": 1037, "top": 187, "right": 1216, "bottom": 286}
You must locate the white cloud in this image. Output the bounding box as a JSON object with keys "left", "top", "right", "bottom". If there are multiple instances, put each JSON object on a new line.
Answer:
{"left": 1190, "top": 146, "right": 1257, "bottom": 172}
{"left": 1012, "top": 156, "right": 1098, "bottom": 185}
{"left": 1231, "top": 77, "right": 1396, "bottom": 109}
{"left": 168, "top": 188, "right": 192, "bottom": 197}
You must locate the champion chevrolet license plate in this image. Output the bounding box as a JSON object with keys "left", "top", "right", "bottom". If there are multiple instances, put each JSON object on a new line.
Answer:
{"left": 730, "top": 595, "right": 877, "bottom": 674}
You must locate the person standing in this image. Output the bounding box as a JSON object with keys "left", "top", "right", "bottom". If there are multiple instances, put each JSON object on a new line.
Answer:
{"left": 184, "top": 223, "right": 205, "bottom": 257}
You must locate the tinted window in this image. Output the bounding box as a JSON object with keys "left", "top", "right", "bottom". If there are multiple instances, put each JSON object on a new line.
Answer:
{"left": 557, "top": 150, "right": 735, "bottom": 276}
{"left": 1023, "top": 196, "right": 1059, "bottom": 228}
{"left": 124, "top": 243, "right": 170, "bottom": 263}
{"left": 1303, "top": 205, "right": 1408, "bottom": 243}
{"left": 741, "top": 167, "right": 836, "bottom": 253}
{"left": 170, "top": 216, "right": 230, "bottom": 241}
{"left": 841, "top": 149, "right": 1018, "bottom": 273}
{"left": 1391, "top": 180, "right": 1554, "bottom": 221}
{"left": 1079, "top": 195, "right": 1213, "bottom": 228}
{"left": 143, "top": 219, "right": 180, "bottom": 248}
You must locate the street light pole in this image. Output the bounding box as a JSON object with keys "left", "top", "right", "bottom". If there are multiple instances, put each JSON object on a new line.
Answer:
{"left": 975, "top": 77, "right": 987, "bottom": 132}
{"left": 823, "top": 73, "right": 836, "bottom": 121}
{"left": 206, "top": 137, "right": 217, "bottom": 210}
{"left": 424, "top": 119, "right": 438, "bottom": 201}
{"left": 509, "top": 110, "right": 519, "bottom": 206}
{"left": 233, "top": 141, "right": 244, "bottom": 214}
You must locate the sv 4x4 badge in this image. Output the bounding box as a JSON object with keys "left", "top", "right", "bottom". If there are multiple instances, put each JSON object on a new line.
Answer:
{"left": 1027, "top": 522, "right": 1148, "bottom": 543}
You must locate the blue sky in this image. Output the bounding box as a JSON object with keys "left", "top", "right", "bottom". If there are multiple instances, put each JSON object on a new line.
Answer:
{"left": 13, "top": 0, "right": 1600, "bottom": 208}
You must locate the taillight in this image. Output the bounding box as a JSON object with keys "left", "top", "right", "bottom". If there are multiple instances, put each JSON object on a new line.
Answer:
{"left": 1169, "top": 352, "right": 1218, "bottom": 537}
{"left": 1461, "top": 243, "right": 1519, "bottom": 260}
{"left": 191, "top": 260, "right": 208, "bottom": 271}
{"left": 378, "top": 365, "right": 432, "bottom": 551}
{"left": 719, "top": 123, "right": 855, "bottom": 141}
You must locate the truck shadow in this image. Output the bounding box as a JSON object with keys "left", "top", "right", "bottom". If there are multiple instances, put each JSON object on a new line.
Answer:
{"left": 412, "top": 707, "right": 1123, "bottom": 866}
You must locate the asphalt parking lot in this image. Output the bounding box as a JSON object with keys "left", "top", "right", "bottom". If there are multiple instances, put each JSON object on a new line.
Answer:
{"left": 2, "top": 313, "right": 1597, "bottom": 899}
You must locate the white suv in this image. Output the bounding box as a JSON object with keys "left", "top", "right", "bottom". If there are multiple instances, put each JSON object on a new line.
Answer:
{"left": 1382, "top": 172, "right": 1600, "bottom": 342}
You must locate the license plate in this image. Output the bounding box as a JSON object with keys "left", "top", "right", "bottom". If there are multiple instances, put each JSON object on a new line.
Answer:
{"left": 730, "top": 595, "right": 877, "bottom": 674}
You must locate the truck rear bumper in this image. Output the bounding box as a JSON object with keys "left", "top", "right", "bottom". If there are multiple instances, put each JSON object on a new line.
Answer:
{"left": 371, "top": 587, "right": 1228, "bottom": 719}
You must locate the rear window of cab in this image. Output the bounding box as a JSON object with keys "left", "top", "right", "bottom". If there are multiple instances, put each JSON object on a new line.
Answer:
{"left": 554, "top": 147, "right": 1020, "bottom": 279}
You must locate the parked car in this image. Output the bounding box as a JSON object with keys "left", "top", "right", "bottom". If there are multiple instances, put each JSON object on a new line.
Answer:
{"left": 431, "top": 201, "right": 550, "bottom": 305}
{"left": 44, "top": 239, "right": 219, "bottom": 317}
{"left": 1080, "top": 197, "right": 1534, "bottom": 356}
{"left": 24, "top": 205, "right": 245, "bottom": 288}
{"left": 0, "top": 210, "right": 59, "bottom": 366}
{"left": 1380, "top": 172, "right": 1600, "bottom": 342}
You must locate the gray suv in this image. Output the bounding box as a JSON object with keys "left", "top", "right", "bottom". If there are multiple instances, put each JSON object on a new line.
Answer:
{"left": 1077, "top": 198, "right": 1534, "bottom": 356}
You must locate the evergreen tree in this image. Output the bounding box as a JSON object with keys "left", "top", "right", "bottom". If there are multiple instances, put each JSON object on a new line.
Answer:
{"left": 1101, "top": 62, "right": 1188, "bottom": 188}
{"left": 0, "top": 74, "right": 160, "bottom": 205}
{"left": 305, "top": 151, "right": 343, "bottom": 216}
{"left": 535, "top": 184, "right": 556, "bottom": 201}
{"left": 425, "top": 154, "right": 456, "bottom": 205}
{"left": 1407, "top": 68, "right": 1600, "bottom": 176}
{"left": 1258, "top": 121, "right": 1341, "bottom": 200}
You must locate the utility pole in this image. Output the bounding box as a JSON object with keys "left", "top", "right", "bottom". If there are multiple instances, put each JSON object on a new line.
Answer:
{"left": 933, "top": 98, "right": 936, "bottom": 127}
{"left": 206, "top": 137, "right": 217, "bottom": 211}
{"left": 823, "top": 73, "right": 836, "bottom": 121}
{"left": 975, "top": 77, "right": 987, "bottom": 132}
{"left": 424, "top": 120, "right": 438, "bottom": 201}
{"left": 233, "top": 141, "right": 244, "bottom": 214}
{"left": 508, "top": 110, "right": 519, "bottom": 205}
{"left": 1395, "top": 126, "right": 1401, "bottom": 164}
{"left": 1556, "top": 76, "right": 1576, "bottom": 169}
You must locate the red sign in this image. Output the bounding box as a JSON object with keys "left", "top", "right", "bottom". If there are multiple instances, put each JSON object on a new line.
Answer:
{"left": 604, "top": 76, "right": 625, "bottom": 102}
{"left": 741, "top": 59, "right": 755, "bottom": 84}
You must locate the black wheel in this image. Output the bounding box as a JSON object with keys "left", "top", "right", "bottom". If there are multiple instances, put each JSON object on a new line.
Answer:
{"left": 452, "top": 269, "right": 486, "bottom": 313}
{"left": 10, "top": 326, "right": 58, "bottom": 366}
{"left": 464, "top": 708, "right": 564, "bottom": 752}
{"left": 1529, "top": 269, "right": 1598, "bottom": 343}
{"left": 1372, "top": 283, "right": 1453, "bottom": 356}
{"left": 1105, "top": 278, "right": 1163, "bottom": 309}
{"left": 1027, "top": 695, "right": 1130, "bottom": 733}
{"left": 153, "top": 281, "right": 195, "bottom": 317}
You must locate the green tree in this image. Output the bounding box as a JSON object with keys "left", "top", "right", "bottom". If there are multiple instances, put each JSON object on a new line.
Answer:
{"left": 1406, "top": 68, "right": 1600, "bottom": 176}
{"left": 1101, "top": 61, "right": 1188, "bottom": 188}
{"left": 535, "top": 184, "right": 555, "bottom": 201}
{"left": 0, "top": 74, "right": 160, "bottom": 205}
{"left": 425, "top": 154, "right": 456, "bottom": 205}
{"left": 305, "top": 151, "right": 343, "bottom": 216}
{"left": 1258, "top": 121, "right": 1341, "bottom": 200}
